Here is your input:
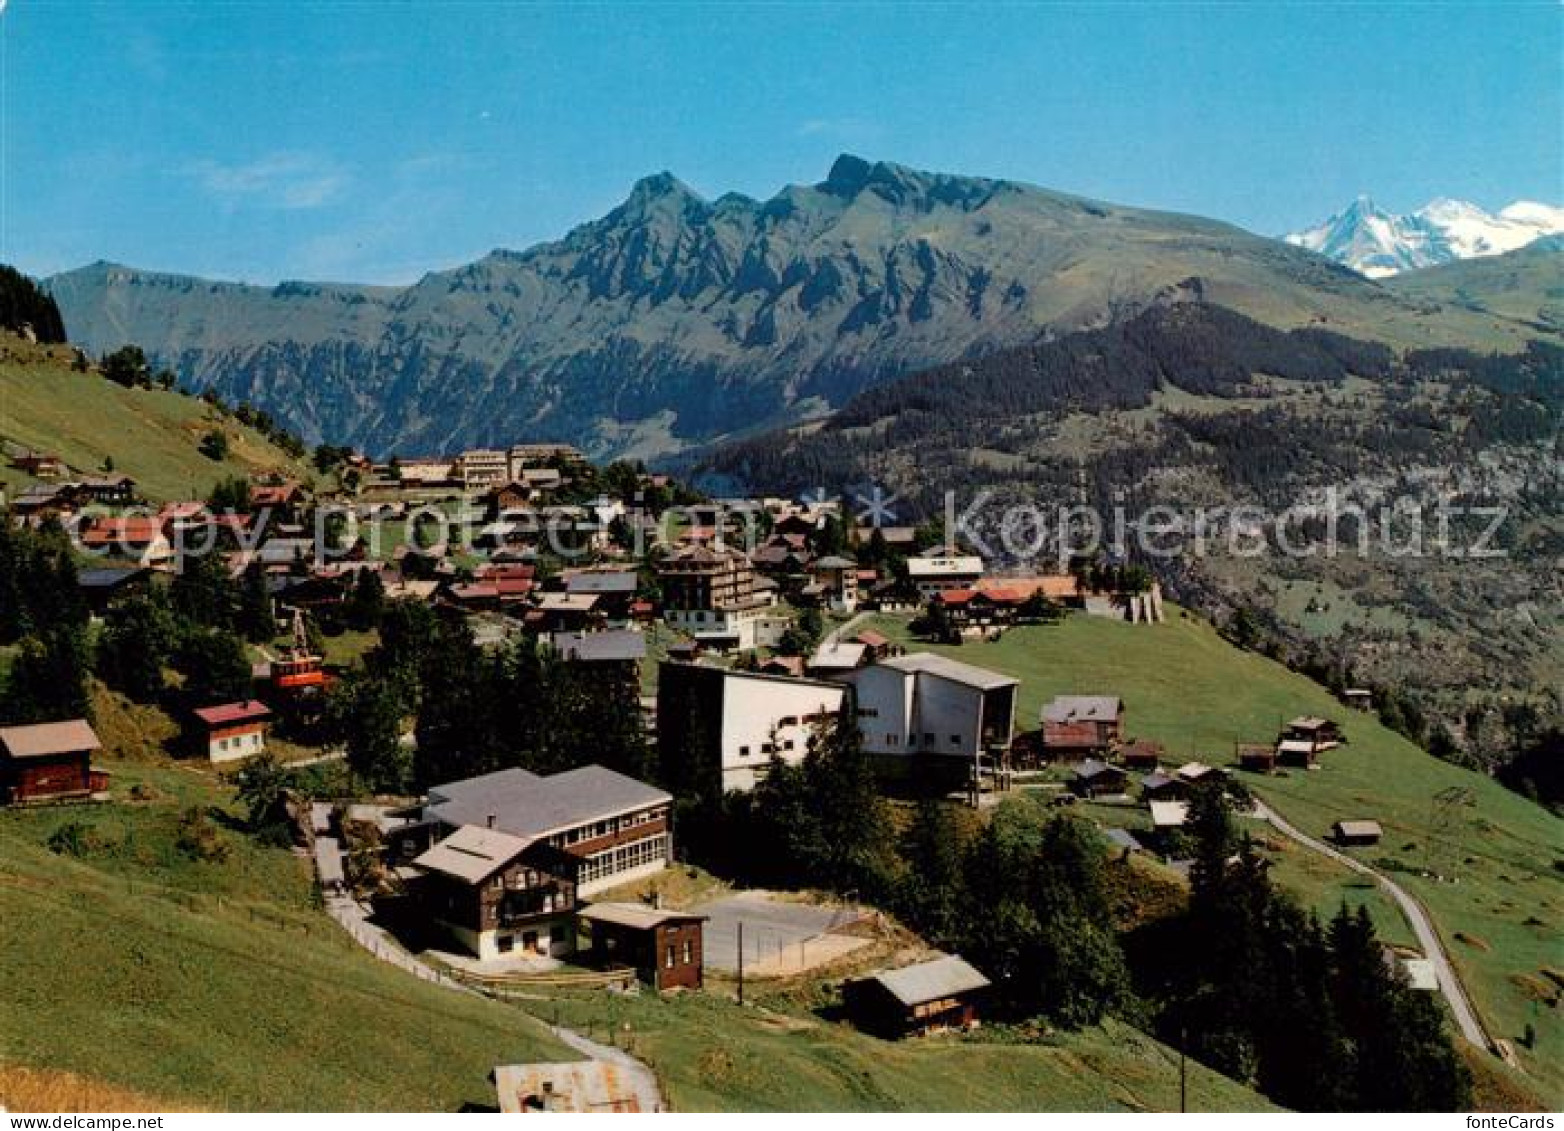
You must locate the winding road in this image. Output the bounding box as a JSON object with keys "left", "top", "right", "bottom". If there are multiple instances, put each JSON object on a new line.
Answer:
{"left": 1252, "top": 799, "right": 1491, "bottom": 1052}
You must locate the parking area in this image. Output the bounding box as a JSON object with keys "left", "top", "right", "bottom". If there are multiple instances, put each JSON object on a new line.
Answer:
{"left": 692, "top": 893, "right": 871, "bottom": 976}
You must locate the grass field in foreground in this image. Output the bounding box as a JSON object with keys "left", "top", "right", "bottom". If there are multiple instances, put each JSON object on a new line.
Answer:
{"left": 865, "top": 610, "right": 1562, "bottom": 1104}
{"left": 533, "top": 989, "right": 1275, "bottom": 1112}
{"left": 0, "top": 762, "right": 568, "bottom": 1111}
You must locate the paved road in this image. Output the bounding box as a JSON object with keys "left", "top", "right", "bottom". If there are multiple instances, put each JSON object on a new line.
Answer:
{"left": 1253, "top": 800, "right": 1491, "bottom": 1051}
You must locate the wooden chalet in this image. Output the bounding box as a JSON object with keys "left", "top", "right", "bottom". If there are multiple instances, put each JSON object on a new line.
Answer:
{"left": 1139, "top": 770, "right": 1188, "bottom": 802}
{"left": 1072, "top": 758, "right": 1128, "bottom": 798}
{"left": 577, "top": 902, "right": 706, "bottom": 992}
{"left": 10, "top": 450, "right": 65, "bottom": 478}
{"left": 409, "top": 824, "right": 579, "bottom": 961}
{"left": 1282, "top": 716, "right": 1345, "bottom": 755}
{"left": 0, "top": 719, "right": 108, "bottom": 804}
{"left": 1236, "top": 742, "right": 1278, "bottom": 773}
{"left": 1041, "top": 696, "right": 1125, "bottom": 757}
{"left": 1118, "top": 738, "right": 1164, "bottom": 770}
{"left": 843, "top": 954, "right": 991, "bottom": 1039}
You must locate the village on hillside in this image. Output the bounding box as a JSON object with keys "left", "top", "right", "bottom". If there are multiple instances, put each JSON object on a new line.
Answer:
{"left": 2, "top": 426, "right": 1497, "bottom": 1115}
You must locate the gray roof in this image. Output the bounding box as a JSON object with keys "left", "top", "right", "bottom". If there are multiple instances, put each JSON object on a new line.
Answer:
{"left": 1103, "top": 828, "right": 1144, "bottom": 852}
{"left": 551, "top": 629, "right": 646, "bottom": 663}
{"left": 576, "top": 902, "right": 706, "bottom": 930}
{"left": 426, "top": 765, "right": 670, "bottom": 841}
{"left": 866, "top": 954, "right": 990, "bottom": 1007}
{"left": 564, "top": 571, "right": 638, "bottom": 595}
{"left": 257, "top": 537, "right": 315, "bottom": 564}
{"left": 1075, "top": 758, "right": 1124, "bottom": 780}
{"left": 412, "top": 824, "right": 532, "bottom": 883}
{"left": 879, "top": 652, "right": 1017, "bottom": 691}
{"left": 1042, "top": 695, "right": 1123, "bottom": 724}
{"left": 78, "top": 566, "right": 147, "bottom": 589}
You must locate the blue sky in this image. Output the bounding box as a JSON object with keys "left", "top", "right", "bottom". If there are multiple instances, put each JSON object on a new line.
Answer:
{"left": 3, "top": 1, "right": 1558, "bottom": 284}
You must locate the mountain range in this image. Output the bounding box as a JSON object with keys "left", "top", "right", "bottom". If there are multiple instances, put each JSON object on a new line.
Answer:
{"left": 1286, "top": 196, "right": 1564, "bottom": 278}
{"left": 45, "top": 156, "right": 1560, "bottom": 460}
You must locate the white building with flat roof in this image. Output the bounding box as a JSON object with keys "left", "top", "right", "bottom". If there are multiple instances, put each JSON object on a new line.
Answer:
{"left": 839, "top": 652, "right": 1017, "bottom": 781}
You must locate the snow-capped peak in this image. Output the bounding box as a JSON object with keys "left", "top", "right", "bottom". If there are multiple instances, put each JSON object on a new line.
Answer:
{"left": 1285, "top": 195, "right": 1564, "bottom": 277}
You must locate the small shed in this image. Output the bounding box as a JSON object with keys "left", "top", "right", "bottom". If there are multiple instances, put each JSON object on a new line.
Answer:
{"left": 577, "top": 903, "right": 706, "bottom": 992}
{"left": 1139, "top": 771, "right": 1187, "bottom": 802}
{"left": 0, "top": 719, "right": 108, "bottom": 804}
{"left": 1118, "top": 738, "right": 1164, "bottom": 770}
{"left": 1343, "top": 688, "right": 1374, "bottom": 711}
{"left": 843, "top": 954, "right": 991, "bottom": 1039}
{"left": 1331, "top": 819, "right": 1383, "bottom": 846}
{"left": 1072, "top": 758, "right": 1128, "bottom": 798}
{"left": 1235, "top": 742, "right": 1278, "bottom": 773}
{"left": 1276, "top": 738, "right": 1319, "bottom": 768}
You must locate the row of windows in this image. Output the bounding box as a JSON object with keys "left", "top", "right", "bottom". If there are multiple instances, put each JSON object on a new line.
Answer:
{"left": 737, "top": 738, "right": 796, "bottom": 758}
{"left": 578, "top": 834, "right": 668, "bottom": 886}
{"left": 877, "top": 732, "right": 967, "bottom": 748}
{"left": 665, "top": 939, "right": 694, "bottom": 968}
{"left": 215, "top": 732, "right": 262, "bottom": 752}
{"left": 559, "top": 807, "right": 664, "bottom": 846}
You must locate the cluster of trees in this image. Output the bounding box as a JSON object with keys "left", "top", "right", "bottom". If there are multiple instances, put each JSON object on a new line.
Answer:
{"left": 899, "top": 798, "right": 1136, "bottom": 1028}
{"left": 95, "top": 553, "right": 274, "bottom": 709}
{"left": 0, "top": 522, "right": 91, "bottom": 724}
{"left": 324, "top": 601, "right": 648, "bottom": 794}
{"left": 100, "top": 345, "right": 174, "bottom": 391}
{"left": 713, "top": 709, "right": 898, "bottom": 902}
{"left": 0, "top": 265, "right": 66, "bottom": 343}
{"left": 1130, "top": 787, "right": 1471, "bottom": 1111}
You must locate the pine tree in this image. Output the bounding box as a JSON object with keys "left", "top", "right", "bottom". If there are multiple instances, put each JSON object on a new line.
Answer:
{"left": 97, "top": 592, "right": 178, "bottom": 701}
{"left": 896, "top": 794, "right": 966, "bottom": 946}
{"left": 2, "top": 626, "right": 92, "bottom": 724}
{"left": 334, "top": 675, "right": 410, "bottom": 794}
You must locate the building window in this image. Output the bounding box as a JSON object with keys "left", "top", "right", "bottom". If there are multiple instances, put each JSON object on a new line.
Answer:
{"left": 665, "top": 944, "right": 675, "bottom": 969}
{"left": 682, "top": 939, "right": 693, "bottom": 964}
{"left": 950, "top": 734, "right": 962, "bottom": 745}
{"left": 738, "top": 745, "right": 750, "bottom": 757}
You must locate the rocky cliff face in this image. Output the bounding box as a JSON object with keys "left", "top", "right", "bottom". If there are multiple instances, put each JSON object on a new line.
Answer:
{"left": 47, "top": 156, "right": 1525, "bottom": 458}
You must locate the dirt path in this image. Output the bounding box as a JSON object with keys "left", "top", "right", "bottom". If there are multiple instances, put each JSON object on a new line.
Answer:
{"left": 1253, "top": 799, "right": 1493, "bottom": 1052}
{"left": 306, "top": 803, "right": 666, "bottom": 1108}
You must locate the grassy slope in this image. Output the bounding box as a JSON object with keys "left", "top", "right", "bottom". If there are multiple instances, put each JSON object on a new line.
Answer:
{"left": 865, "top": 610, "right": 1562, "bottom": 1103}
{"left": 535, "top": 991, "right": 1272, "bottom": 1113}
{"left": 0, "top": 761, "right": 570, "bottom": 1111}
{"left": 1385, "top": 243, "right": 1563, "bottom": 330}
{"left": 0, "top": 336, "right": 309, "bottom": 502}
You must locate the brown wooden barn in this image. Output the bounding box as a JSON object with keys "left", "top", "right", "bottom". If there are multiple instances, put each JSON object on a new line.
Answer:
{"left": 843, "top": 954, "right": 991, "bottom": 1039}
{"left": 0, "top": 719, "right": 107, "bottom": 804}
{"left": 577, "top": 902, "right": 706, "bottom": 992}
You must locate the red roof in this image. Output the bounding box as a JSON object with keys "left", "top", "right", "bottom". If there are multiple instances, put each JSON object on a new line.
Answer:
{"left": 192, "top": 700, "right": 272, "bottom": 727}
{"left": 855, "top": 629, "right": 890, "bottom": 648}
{"left": 982, "top": 587, "right": 1026, "bottom": 604}
{"left": 937, "top": 588, "right": 977, "bottom": 605}
{"left": 81, "top": 516, "right": 164, "bottom": 546}
{"left": 251, "top": 483, "right": 300, "bottom": 506}
{"left": 477, "top": 563, "right": 537, "bottom": 582}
